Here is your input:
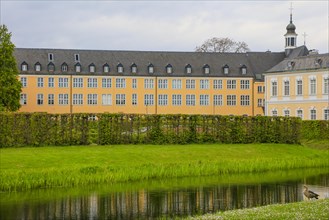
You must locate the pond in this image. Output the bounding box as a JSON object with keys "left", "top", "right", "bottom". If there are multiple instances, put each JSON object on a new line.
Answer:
{"left": 1, "top": 168, "right": 328, "bottom": 220}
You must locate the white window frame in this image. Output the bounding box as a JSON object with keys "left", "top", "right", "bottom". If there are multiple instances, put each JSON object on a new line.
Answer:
{"left": 35, "top": 64, "right": 41, "bottom": 72}
{"left": 309, "top": 77, "right": 317, "bottom": 95}
{"left": 102, "top": 78, "right": 111, "bottom": 88}
{"left": 89, "top": 65, "right": 95, "bottom": 73}
{"left": 271, "top": 81, "right": 278, "bottom": 97}
{"left": 144, "top": 79, "right": 154, "bottom": 89}
{"left": 48, "top": 94, "right": 54, "bottom": 105}
{"left": 132, "top": 94, "right": 137, "bottom": 105}
{"left": 323, "top": 77, "right": 329, "bottom": 95}
{"left": 284, "top": 109, "right": 290, "bottom": 117}
{"left": 75, "top": 65, "right": 81, "bottom": 73}
{"left": 59, "top": 77, "right": 69, "bottom": 88}
{"left": 87, "top": 94, "right": 98, "bottom": 105}
{"left": 131, "top": 65, "right": 137, "bottom": 74}
{"left": 73, "top": 78, "right": 83, "bottom": 88}
{"left": 48, "top": 77, "right": 54, "bottom": 88}
{"left": 48, "top": 53, "right": 54, "bottom": 62}
{"left": 158, "top": 94, "right": 168, "bottom": 106}
{"left": 102, "top": 94, "right": 112, "bottom": 105}
{"left": 227, "top": 80, "right": 236, "bottom": 89}
{"left": 132, "top": 78, "right": 137, "bottom": 89}
{"left": 116, "top": 94, "right": 126, "bottom": 105}
{"left": 87, "top": 78, "right": 98, "bottom": 88}
{"left": 21, "top": 77, "right": 27, "bottom": 87}
{"left": 103, "top": 65, "right": 110, "bottom": 73}
{"left": 20, "top": 94, "right": 27, "bottom": 105}
{"left": 213, "top": 95, "right": 223, "bottom": 106}
{"left": 240, "top": 80, "right": 250, "bottom": 89}
{"left": 172, "top": 94, "right": 182, "bottom": 106}
{"left": 296, "top": 109, "right": 303, "bottom": 119}
{"left": 37, "top": 77, "right": 44, "bottom": 88}
{"left": 296, "top": 79, "right": 303, "bottom": 96}
{"left": 61, "top": 64, "right": 68, "bottom": 72}
{"left": 186, "top": 79, "right": 195, "bottom": 89}
{"left": 158, "top": 79, "right": 168, "bottom": 89}
{"left": 166, "top": 66, "right": 173, "bottom": 74}
{"left": 213, "top": 80, "right": 222, "bottom": 89}
{"left": 186, "top": 66, "right": 192, "bottom": 74}
{"left": 74, "top": 54, "right": 80, "bottom": 62}
{"left": 200, "top": 94, "right": 209, "bottom": 106}
{"left": 200, "top": 79, "right": 209, "bottom": 89}
{"left": 240, "top": 95, "right": 250, "bottom": 106}
{"left": 227, "top": 95, "right": 236, "bottom": 106}
{"left": 58, "top": 94, "right": 69, "bottom": 105}
{"left": 172, "top": 79, "right": 182, "bottom": 89}
{"left": 257, "top": 99, "right": 264, "bottom": 107}
{"left": 144, "top": 94, "right": 154, "bottom": 106}
{"left": 186, "top": 94, "right": 195, "bottom": 106}
{"left": 310, "top": 109, "right": 317, "bottom": 120}
{"left": 115, "top": 78, "right": 126, "bottom": 88}
{"left": 73, "top": 94, "right": 83, "bottom": 105}
{"left": 324, "top": 109, "right": 329, "bottom": 120}
{"left": 257, "top": 86, "right": 264, "bottom": 93}
{"left": 283, "top": 80, "right": 290, "bottom": 96}
{"left": 148, "top": 66, "right": 154, "bottom": 74}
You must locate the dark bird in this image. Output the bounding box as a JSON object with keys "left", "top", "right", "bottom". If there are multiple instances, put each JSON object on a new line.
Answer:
{"left": 303, "top": 185, "right": 319, "bottom": 200}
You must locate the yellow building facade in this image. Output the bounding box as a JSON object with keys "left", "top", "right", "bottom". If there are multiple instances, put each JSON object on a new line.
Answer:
{"left": 16, "top": 49, "right": 285, "bottom": 116}
{"left": 264, "top": 53, "right": 329, "bottom": 120}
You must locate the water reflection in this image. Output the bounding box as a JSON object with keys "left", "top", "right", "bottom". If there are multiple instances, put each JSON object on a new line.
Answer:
{"left": 1, "top": 172, "right": 328, "bottom": 220}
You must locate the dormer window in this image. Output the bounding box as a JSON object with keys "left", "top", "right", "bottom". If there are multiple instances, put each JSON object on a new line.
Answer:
{"left": 166, "top": 64, "right": 173, "bottom": 74}
{"left": 103, "top": 63, "right": 110, "bottom": 73}
{"left": 89, "top": 63, "right": 95, "bottom": 73}
{"left": 287, "top": 61, "right": 295, "bottom": 70}
{"left": 74, "top": 54, "right": 80, "bottom": 62}
{"left": 241, "top": 65, "right": 247, "bottom": 74}
{"left": 117, "top": 63, "right": 124, "bottom": 73}
{"left": 35, "top": 62, "right": 41, "bottom": 72}
{"left": 75, "top": 63, "right": 81, "bottom": 73}
{"left": 203, "top": 64, "right": 210, "bottom": 74}
{"left": 223, "top": 65, "right": 229, "bottom": 74}
{"left": 148, "top": 64, "right": 154, "bottom": 74}
{"left": 315, "top": 59, "right": 323, "bottom": 67}
{"left": 48, "top": 53, "right": 54, "bottom": 62}
{"left": 47, "top": 62, "right": 55, "bottom": 72}
{"left": 61, "top": 63, "right": 68, "bottom": 72}
{"left": 131, "top": 63, "right": 137, "bottom": 74}
{"left": 185, "top": 64, "right": 192, "bottom": 74}
{"left": 21, "top": 62, "right": 28, "bottom": 71}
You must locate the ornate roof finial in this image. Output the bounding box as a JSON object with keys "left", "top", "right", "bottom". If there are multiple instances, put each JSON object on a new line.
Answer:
{"left": 303, "top": 32, "right": 307, "bottom": 45}
{"left": 289, "top": 2, "right": 293, "bottom": 23}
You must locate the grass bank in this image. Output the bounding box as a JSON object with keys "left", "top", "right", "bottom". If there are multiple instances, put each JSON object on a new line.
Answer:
{"left": 187, "top": 199, "right": 329, "bottom": 220}
{"left": 1, "top": 144, "right": 328, "bottom": 191}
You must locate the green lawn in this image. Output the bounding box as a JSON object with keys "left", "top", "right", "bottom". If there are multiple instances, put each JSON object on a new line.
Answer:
{"left": 187, "top": 199, "right": 329, "bottom": 220}
{"left": 1, "top": 144, "right": 328, "bottom": 191}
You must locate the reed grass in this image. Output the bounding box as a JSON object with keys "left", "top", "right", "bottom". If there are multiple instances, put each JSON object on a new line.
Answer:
{"left": 1, "top": 144, "right": 328, "bottom": 191}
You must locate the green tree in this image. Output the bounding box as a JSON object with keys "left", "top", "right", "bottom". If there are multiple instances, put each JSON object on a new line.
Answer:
{"left": 0, "top": 25, "right": 22, "bottom": 111}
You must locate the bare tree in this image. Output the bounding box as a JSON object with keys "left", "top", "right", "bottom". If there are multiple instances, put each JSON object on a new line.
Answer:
{"left": 195, "top": 37, "right": 250, "bottom": 53}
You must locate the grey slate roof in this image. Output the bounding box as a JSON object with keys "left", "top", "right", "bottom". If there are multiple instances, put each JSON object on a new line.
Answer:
{"left": 14, "top": 48, "right": 286, "bottom": 80}
{"left": 287, "top": 45, "right": 309, "bottom": 59}
{"left": 266, "top": 53, "right": 329, "bottom": 73}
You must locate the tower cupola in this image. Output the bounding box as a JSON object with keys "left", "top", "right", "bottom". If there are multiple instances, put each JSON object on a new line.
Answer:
{"left": 284, "top": 5, "right": 298, "bottom": 56}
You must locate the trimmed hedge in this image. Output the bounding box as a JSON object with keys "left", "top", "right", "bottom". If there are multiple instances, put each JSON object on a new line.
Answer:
{"left": 301, "top": 120, "right": 329, "bottom": 140}
{"left": 1, "top": 113, "right": 321, "bottom": 147}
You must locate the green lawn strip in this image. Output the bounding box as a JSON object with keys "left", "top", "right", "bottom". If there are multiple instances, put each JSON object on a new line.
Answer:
{"left": 187, "top": 199, "right": 329, "bottom": 220}
{"left": 1, "top": 144, "right": 328, "bottom": 191}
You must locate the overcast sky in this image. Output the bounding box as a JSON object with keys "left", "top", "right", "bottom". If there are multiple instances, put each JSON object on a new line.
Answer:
{"left": 1, "top": 1, "right": 328, "bottom": 53}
